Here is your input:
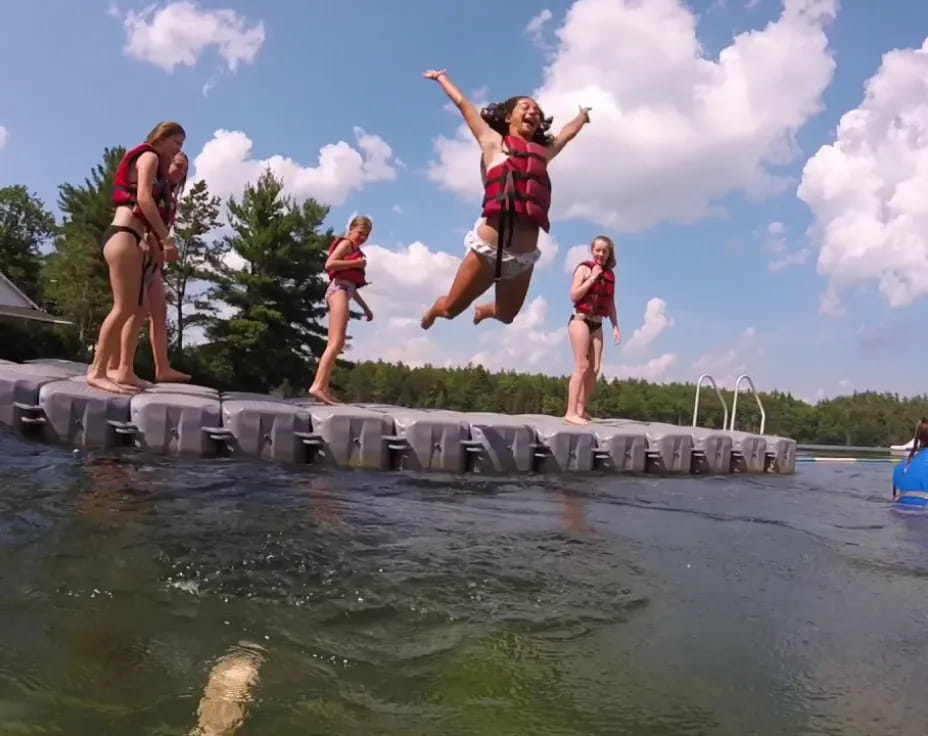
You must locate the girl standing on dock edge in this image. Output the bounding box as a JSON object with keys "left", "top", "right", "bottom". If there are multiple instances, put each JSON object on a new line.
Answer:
{"left": 419, "top": 68, "right": 591, "bottom": 330}
{"left": 309, "top": 215, "right": 374, "bottom": 405}
{"left": 564, "top": 236, "right": 621, "bottom": 425}
{"left": 86, "top": 121, "right": 185, "bottom": 395}
{"left": 108, "top": 151, "right": 192, "bottom": 386}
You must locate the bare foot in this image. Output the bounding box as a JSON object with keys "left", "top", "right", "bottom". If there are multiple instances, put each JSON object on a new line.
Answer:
{"left": 473, "top": 303, "right": 493, "bottom": 325}
{"left": 564, "top": 413, "right": 590, "bottom": 425}
{"left": 420, "top": 307, "right": 438, "bottom": 330}
{"left": 309, "top": 385, "right": 339, "bottom": 405}
{"left": 581, "top": 411, "right": 592, "bottom": 420}
{"left": 87, "top": 374, "right": 139, "bottom": 395}
{"left": 155, "top": 367, "right": 192, "bottom": 383}
{"left": 107, "top": 369, "right": 151, "bottom": 389}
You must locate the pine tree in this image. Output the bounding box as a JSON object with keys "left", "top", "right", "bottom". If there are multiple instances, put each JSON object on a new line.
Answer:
{"left": 162, "top": 178, "right": 223, "bottom": 354}
{"left": 201, "top": 168, "right": 330, "bottom": 392}
{"left": 43, "top": 147, "right": 124, "bottom": 349}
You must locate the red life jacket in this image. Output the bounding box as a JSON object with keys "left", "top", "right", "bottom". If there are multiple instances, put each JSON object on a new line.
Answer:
{"left": 327, "top": 237, "right": 367, "bottom": 287}
{"left": 481, "top": 136, "right": 551, "bottom": 232}
{"left": 112, "top": 142, "right": 171, "bottom": 232}
{"left": 574, "top": 261, "right": 615, "bottom": 317}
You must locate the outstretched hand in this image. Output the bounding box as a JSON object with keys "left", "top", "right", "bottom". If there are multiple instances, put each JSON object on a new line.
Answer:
{"left": 423, "top": 69, "right": 447, "bottom": 80}
{"left": 578, "top": 105, "right": 592, "bottom": 123}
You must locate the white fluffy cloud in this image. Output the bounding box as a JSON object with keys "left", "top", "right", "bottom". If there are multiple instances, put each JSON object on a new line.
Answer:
{"left": 798, "top": 35, "right": 928, "bottom": 310}
{"left": 563, "top": 244, "right": 590, "bottom": 273}
{"left": 624, "top": 297, "right": 673, "bottom": 353}
{"left": 344, "top": 241, "right": 463, "bottom": 367}
{"left": 526, "top": 9, "right": 554, "bottom": 48}
{"left": 536, "top": 229, "right": 559, "bottom": 268}
{"left": 763, "top": 221, "right": 811, "bottom": 272}
{"left": 604, "top": 353, "right": 679, "bottom": 382}
{"left": 0, "top": 126, "right": 7, "bottom": 149}
{"left": 692, "top": 326, "right": 765, "bottom": 388}
{"left": 469, "top": 297, "right": 567, "bottom": 372}
{"left": 116, "top": 1, "right": 265, "bottom": 72}
{"left": 598, "top": 296, "right": 676, "bottom": 381}
{"left": 349, "top": 243, "right": 570, "bottom": 373}
{"left": 429, "top": 0, "right": 836, "bottom": 232}
{"left": 191, "top": 127, "right": 397, "bottom": 208}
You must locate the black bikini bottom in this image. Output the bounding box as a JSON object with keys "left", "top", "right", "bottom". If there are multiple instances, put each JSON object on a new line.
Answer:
{"left": 568, "top": 314, "right": 603, "bottom": 334}
{"left": 100, "top": 225, "right": 149, "bottom": 306}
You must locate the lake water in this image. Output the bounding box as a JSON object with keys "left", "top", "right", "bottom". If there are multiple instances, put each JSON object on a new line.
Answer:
{"left": 2, "top": 428, "right": 927, "bottom": 735}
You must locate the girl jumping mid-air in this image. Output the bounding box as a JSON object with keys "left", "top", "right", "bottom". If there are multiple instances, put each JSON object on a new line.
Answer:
{"left": 308, "top": 215, "right": 374, "bottom": 405}
{"left": 564, "top": 236, "right": 622, "bottom": 425}
{"left": 108, "top": 151, "right": 192, "bottom": 385}
{"left": 420, "top": 68, "right": 591, "bottom": 330}
{"left": 86, "top": 121, "right": 185, "bottom": 394}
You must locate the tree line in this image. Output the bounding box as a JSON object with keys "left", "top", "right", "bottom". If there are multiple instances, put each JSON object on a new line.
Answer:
{"left": 0, "top": 148, "right": 924, "bottom": 447}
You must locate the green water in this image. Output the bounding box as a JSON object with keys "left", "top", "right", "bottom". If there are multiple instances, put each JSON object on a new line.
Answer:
{"left": 2, "top": 429, "right": 927, "bottom": 735}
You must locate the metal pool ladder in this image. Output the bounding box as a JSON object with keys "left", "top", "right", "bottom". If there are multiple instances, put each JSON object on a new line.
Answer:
{"left": 692, "top": 373, "right": 770, "bottom": 472}
{"left": 692, "top": 373, "right": 729, "bottom": 429}
{"left": 729, "top": 373, "right": 766, "bottom": 435}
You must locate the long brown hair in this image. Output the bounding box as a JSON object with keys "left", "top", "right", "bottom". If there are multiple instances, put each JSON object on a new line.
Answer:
{"left": 146, "top": 121, "right": 186, "bottom": 145}
{"left": 591, "top": 235, "right": 617, "bottom": 270}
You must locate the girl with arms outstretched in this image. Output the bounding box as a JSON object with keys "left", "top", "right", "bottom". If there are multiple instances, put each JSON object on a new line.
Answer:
{"left": 420, "top": 69, "right": 591, "bottom": 329}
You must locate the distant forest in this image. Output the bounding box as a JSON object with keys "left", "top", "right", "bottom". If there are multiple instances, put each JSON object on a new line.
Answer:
{"left": 1, "top": 148, "right": 924, "bottom": 448}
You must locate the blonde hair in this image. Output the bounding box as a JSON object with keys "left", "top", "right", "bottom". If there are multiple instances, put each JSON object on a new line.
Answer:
{"left": 590, "top": 235, "right": 617, "bottom": 270}
{"left": 348, "top": 214, "right": 373, "bottom": 235}
{"left": 146, "top": 121, "right": 186, "bottom": 145}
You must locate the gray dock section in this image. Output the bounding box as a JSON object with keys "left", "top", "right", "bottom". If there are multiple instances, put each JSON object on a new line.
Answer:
{"left": 0, "top": 359, "right": 797, "bottom": 475}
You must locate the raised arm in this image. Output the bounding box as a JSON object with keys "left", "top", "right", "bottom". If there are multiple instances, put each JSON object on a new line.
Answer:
{"left": 325, "top": 238, "right": 364, "bottom": 272}
{"left": 424, "top": 69, "right": 498, "bottom": 150}
{"left": 569, "top": 262, "right": 598, "bottom": 303}
{"left": 135, "top": 151, "right": 171, "bottom": 242}
{"left": 548, "top": 105, "right": 592, "bottom": 160}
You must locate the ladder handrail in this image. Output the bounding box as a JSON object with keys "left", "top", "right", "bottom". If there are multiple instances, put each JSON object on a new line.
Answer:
{"left": 729, "top": 374, "right": 766, "bottom": 434}
{"left": 692, "top": 373, "right": 729, "bottom": 429}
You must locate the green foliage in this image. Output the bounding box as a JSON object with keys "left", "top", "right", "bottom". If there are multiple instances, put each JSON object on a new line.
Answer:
{"left": 163, "top": 178, "right": 223, "bottom": 354}
{"left": 2, "top": 148, "right": 925, "bottom": 449}
{"left": 0, "top": 184, "right": 78, "bottom": 360}
{"left": 329, "top": 360, "right": 928, "bottom": 447}
{"left": 199, "top": 168, "right": 330, "bottom": 392}
{"left": 0, "top": 184, "right": 55, "bottom": 301}
{"left": 43, "top": 147, "right": 125, "bottom": 350}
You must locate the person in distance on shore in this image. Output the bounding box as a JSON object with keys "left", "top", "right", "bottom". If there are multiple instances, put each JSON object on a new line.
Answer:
{"left": 86, "top": 121, "right": 185, "bottom": 395}
{"left": 108, "top": 151, "right": 192, "bottom": 386}
{"left": 419, "top": 68, "right": 591, "bottom": 330}
{"left": 564, "top": 235, "right": 622, "bottom": 425}
{"left": 309, "top": 215, "right": 375, "bottom": 405}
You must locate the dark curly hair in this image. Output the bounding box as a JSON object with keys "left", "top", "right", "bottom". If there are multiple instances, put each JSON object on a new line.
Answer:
{"left": 480, "top": 96, "right": 555, "bottom": 146}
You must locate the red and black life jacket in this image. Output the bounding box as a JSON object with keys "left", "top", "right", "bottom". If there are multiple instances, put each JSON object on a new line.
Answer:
{"left": 327, "top": 237, "right": 367, "bottom": 287}
{"left": 574, "top": 261, "right": 615, "bottom": 317}
{"left": 481, "top": 136, "right": 552, "bottom": 233}
{"left": 112, "top": 142, "right": 172, "bottom": 231}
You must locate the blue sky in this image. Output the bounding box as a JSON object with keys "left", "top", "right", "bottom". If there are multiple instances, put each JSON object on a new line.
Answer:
{"left": 2, "top": 0, "right": 928, "bottom": 401}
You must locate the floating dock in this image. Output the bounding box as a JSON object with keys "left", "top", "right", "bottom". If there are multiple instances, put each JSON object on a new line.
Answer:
{"left": 0, "top": 358, "right": 796, "bottom": 475}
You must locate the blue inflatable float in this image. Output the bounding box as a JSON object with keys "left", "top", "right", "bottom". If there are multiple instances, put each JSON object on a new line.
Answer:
{"left": 893, "top": 449, "right": 928, "bottom": 513}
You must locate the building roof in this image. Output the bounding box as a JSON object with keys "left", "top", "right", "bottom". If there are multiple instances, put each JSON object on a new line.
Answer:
{"left": 0, "top": 269, "right": 73, "bottom": 325}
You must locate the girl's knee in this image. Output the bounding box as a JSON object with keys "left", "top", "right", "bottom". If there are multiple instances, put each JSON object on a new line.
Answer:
{"left": 110, "top": 304, "right": 138, "bottom": 323}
